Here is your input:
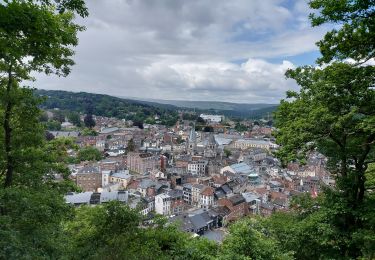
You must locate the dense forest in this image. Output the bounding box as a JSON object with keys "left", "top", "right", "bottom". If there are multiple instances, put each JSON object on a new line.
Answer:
{"left": 36, "top": 89, "right": 276, "bottom": 121}
{"left": 36, "top": 89, "right": 180, "bottom": 126}
{"left": 0, "top": 0, "right": 374, "bottom": 259}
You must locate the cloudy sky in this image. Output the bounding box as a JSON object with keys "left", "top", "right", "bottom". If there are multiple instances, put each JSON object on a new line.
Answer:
{"left": 33, "top": 0, "right": 329, "bottom": 104}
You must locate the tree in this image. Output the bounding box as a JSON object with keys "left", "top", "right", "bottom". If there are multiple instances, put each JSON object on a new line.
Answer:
{"left": 309, "top": 0, "right": 375, "bottom": 64}
{"left": 67, "top": 111, "right": 81, "bottom": 126}
{"left": 274, "top": 1, "right": 375, "bottom": 257}
{"left": 234, "top": 122, "right": 247, "bottom": 132}
{"left": 77, "top": 146, "right": 102, "bottom": 162}
{"left": 127, "top": 138, "right": 135, "bottom": 152}
{"left": 220, "top": 217, "right": 293, "bottom": 260}
{"left": 45, "top": 120, "right": 62, "bottom": 131}
{"left": 0, "top": 0, "right": 86, "bottom": 188}
{"left": 84, "top": 113, "right": 95, "bottom": 128}
{"left": 0, "top": 0, "right": 87, "bottom": 257}
{"left": 224, "top": 148, "right": 232, "bottom": 158}
{"left": 53, "top": 110, "right": 65, "bottom": 123}
{"left": 65, "top": 201, "right": 219, "bottom": 259}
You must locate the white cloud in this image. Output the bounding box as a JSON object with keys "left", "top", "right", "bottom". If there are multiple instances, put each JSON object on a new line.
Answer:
{"left": 32, "top": 0, "right": 328, "bottom": 103}
{"left": 136, "top": 58, "right": 297, "bottom": 103}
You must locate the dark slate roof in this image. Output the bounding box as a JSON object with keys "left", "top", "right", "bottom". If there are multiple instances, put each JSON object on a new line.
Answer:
{"left": 221, "top": 184, "right": 232, "bottom": 194}
{"left": 229, "top": 194, "right": 245, "bottom": 206}
{"left": 190, "top": 214, "right": 207, "bottom": 229}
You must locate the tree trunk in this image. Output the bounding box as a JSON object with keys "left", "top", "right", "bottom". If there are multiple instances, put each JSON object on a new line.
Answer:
{"left": 4, "top": 66, "right": 14, "bottom": 188}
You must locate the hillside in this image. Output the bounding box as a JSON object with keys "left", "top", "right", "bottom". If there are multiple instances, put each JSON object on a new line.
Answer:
{"left": 36, "top": 89, "right": 277, "bottom": 122}
{"left": 36, "top": 90, "right": 179, "bottom": 126}
{"left": 139, "top": 98, "right": 278, "bottom": 119}
{"left": 145, "top": 99, "right": 276, "bottom": 111}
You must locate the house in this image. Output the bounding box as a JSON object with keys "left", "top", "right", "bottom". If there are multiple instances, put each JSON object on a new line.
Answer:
{"left": 139, "top": 197, "right": 155, "bottom": 216}
{"left": 232, "top": 139, "right": 278, "bottom": 150}
{"left": 76, "top": 165, "right": 102, "bottom": 192}
{"left": 220, "top": 162, "right": 257, "bottom": 179}
{"left": 155, "top": 193, "right": 171, "bottom": 216}
{"left": 242, "top": 192, "right": 261, "bottom": 214}
{"left": 107, "top": 148, "right": 125, "bottom": 157}
{"left": 168, "top": 189, "right": 185, "bottom": 215}
{"left": 218, "top": 194, "right": 248, "bottom": 223}
{"left": 199, "top": 186, "right": 215, "bottom": 209}
{"left": 191, "top": 184, "right": 205, "bottom": 206}
{"left": 187, "top": 160, "right": 208, "bottom": 176}
{"left": 109, "top": 171, "right": 133, "bottom": 188}
{"left": 183, "top": 183, "right": 193, "bottom": 205}
{"left": 169, "top": 209, "right": 220, "bottom": 235}
{"left": 127, "top": 152, "right": 160, "bottom": 174}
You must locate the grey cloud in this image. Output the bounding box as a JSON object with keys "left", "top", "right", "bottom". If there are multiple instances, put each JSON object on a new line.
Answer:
{"left": 33, "top": 0, "right": 326, "bottom": 103}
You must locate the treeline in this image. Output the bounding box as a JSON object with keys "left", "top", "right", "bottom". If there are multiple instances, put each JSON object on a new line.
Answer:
{"left": 36, "top": 90, "right": 179, "bottom": 126}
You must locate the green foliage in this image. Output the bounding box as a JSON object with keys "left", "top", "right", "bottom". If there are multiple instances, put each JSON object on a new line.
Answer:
{"left": 64, "top": 202, "right": 219, "bottom": 260}
{"left": 220, "top": 217, "right": 293, "bottom": 260}
{"left": 81, "top": 127, "right": 98, "bottom": 136}
{"left": 309, "top": 0, "right": 375, "bottom": 64}
{"left": 53, "top": 110, "right": 65, "bottom": 123}
{"left": 77, "top": 146, "right": 102, "bottom": 162}
{"left": 37, "top": 89, "right": 180, "bottom": 127}
{"left": 84, "top": 113, "right": 95, "bottom": 128}
{"left": 67, "top": 111, "right": 81, "bottom": 126}
{"left": 127, "top": 138, "right": 135, "bottom": 152}
{"left": 0, "top": 187, "right": 72, "bottom": 259}
{"left": 44, "top": 120, "right": 61, "bottom": 130}
{"left": 234, "top": 122, "right": 248, "bottom": 132}
{"left": 224, "top": 148, "right": 232, "bottom": 158}
{"left": 272, "top": 1, "right": 375, "bottom": 258}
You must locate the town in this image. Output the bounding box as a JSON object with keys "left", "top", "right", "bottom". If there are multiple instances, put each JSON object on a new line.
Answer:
{"left": 50, "top": 111, "right": 334, "bottom": 242}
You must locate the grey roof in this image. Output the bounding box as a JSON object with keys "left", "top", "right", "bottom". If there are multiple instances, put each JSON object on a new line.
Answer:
{"left": 214, "top": 135, "right": 232, "bottom": 145}
{"left": 78, "top": 166, "right": 100, "bottom": 174}
{"left": 139, "top": 179, "right": 157, "bottom": 189}
{"left": 65, "top": 191, "right": 128, "bottom": 205}
{"left": 229, "top": 194, "right": 245, "bottom": 206}
{"left": 221, "top": 184, "right": 232, "bottom": 194}
{"left": 100, "top": 191, "right": 128, "bottom": 203}
{"left": 183, "top": 183, "right": 193, "bottom": 190}
{"left": 111, "top": 171, "right": 132, "bottom": 180}
{"left": 242, "top": 192, "right": 260, "bottom": 203}
{"left": 169, "top": 214, "right": 194, "bottom": 231}
{"left": 100, "top": 127, "right": 119, "bottom": 134}
{"left": 50, "top": 131, "right": 80, "bottom": 138}
{"left": 229, "top": 162, "right": 255, "bottom": 175}
{"left": 167, "top": 189, "right": 183, "bottom": 198}
{"left": 189, "top": 128, "right": 196, "bottom": 142}
{"left": 65, "top": 192, "right": 93, "bottom": 204}
{"left": 190, "top": 214, "right": 207, "bottom": 229}
{"left": 261, "top": 203, "right": 275, "bottom": 210}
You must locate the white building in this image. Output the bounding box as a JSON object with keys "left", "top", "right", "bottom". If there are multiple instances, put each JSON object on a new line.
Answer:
{"left": 199, "top": 114, "right": 223, "bottom": 123}
{"left": 187, "top": 160, "right": 208, "bottom": 176}
{"left": 233, "top": 139, "right": 278, "bottom": 150}
{"left": 102, "top": 170, "right": 111, "bottom": 187}
{"left": 155, "top": 193, "right": 171, "bottom": 216}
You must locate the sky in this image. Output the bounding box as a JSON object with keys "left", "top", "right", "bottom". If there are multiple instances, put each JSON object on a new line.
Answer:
{"left": 33, "top": 0, "right": 330, "bottom": 104}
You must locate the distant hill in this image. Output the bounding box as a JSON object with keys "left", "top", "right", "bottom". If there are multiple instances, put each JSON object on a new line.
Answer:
{"left": 35, "top": 90, "right": 179, "bottom": 126}
{"left": 140, "top": 99, "right": 278, "bottom": 119}
{"left": 36, "top": 89, "right": 278, "bottom": 122}
{"left": 144, "top": 99, "right": 277, "bottom": 111}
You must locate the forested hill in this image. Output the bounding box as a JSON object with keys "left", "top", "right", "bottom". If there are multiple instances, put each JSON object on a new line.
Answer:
{"left": 36, "top": 89, "right": 277, "bottom": 121}
{"left": 35, "top": 89, "right": 179, "bottom": 126}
